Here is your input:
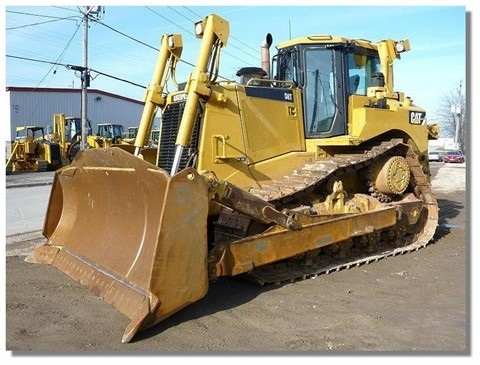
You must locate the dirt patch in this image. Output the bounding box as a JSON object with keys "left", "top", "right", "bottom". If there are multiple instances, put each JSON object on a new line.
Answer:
{"left": 5, "top": 187, "right": 468, "bottom": 353}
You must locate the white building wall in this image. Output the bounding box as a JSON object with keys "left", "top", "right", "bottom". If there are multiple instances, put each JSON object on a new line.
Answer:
{"left": 5, "top": 87, "right": 146, "bottom": 141}
{"left": 429, "top": 138, "right": 456, "bottom": 151}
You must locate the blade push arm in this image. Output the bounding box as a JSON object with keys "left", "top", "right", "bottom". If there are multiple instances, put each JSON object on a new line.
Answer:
{"left": 134, "top": 34, "right": 183, "bottom": 155}
{"left": 171, "top": 14, "right": 229, "bottom": 175}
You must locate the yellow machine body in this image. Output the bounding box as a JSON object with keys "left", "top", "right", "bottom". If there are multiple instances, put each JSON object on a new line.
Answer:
{"left": 6, "top": 125, "right": 63, "bottom": 173}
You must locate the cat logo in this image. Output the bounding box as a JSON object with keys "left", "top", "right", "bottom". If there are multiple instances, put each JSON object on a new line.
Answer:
{"left": 409, "top": 111, "right": 426, "bottom": 125}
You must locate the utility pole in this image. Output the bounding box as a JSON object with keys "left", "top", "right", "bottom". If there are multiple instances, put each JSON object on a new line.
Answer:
{"left": 80, "top": 6, "right": 103, "bottom": 150}
{"left": 80, "top": 7, "right": 89, "bottom": 150}
{"left": 450, "top": 80, "right": 462, "bottom": 151}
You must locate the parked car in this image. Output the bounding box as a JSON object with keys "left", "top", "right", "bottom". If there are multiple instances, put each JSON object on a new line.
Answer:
{"left": 428, "top": 150, "right": 443, "bottom": 162}
{"left": 443, "top": 150, "right": 465, "bottom": 163}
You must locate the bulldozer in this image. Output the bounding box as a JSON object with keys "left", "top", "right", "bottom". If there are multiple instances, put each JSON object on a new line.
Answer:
{"left": 26, "top": 14, "right": 439, "bottom": 343}
{"left": 85, "top": 122, "right": 159, "bottom": 162}
{"left": 5, "top": 114, "right": 92, "bottom": 173}
{"left": 86, "top": 122, "right": 126, "bottom": 148}
{"left": 5, "top": 125, "right": 63, "bottom": 173}
{"left": 123, "top": 126, "right": 160, "bottom": 147}
{"left": 127, "top": 126, "right": 139, "bottom": 139}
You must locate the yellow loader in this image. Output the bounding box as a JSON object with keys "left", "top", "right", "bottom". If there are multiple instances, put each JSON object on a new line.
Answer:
{"left": 26, "top": 14, "right": 439, "bottom": 343}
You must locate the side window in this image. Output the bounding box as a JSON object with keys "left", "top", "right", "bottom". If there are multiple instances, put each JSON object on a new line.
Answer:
{"left": 276, "top": 49, "right": 297, "bottom": 85}
{"left": 347, "top": 53, "right": 381, "bottom": 95}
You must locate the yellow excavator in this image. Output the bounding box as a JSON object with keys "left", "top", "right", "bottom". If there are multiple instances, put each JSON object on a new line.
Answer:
{"left": 26, "top": 14, "right": 439, "bottom": 343}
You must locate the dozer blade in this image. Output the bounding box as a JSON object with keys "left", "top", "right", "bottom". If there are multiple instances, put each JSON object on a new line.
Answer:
{"left": 25, "top": 147, "right": 210, "bottom": 343}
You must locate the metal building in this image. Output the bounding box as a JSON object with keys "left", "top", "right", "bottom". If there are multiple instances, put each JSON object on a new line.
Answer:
{"left": 5, "top": 86, "right": 150, "bottom": 141}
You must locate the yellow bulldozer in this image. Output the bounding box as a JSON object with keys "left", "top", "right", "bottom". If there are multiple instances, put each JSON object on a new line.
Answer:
{"left": 6, "top": 125, "right": 64, "bottom": 173}
{"left": 5, "top": 114, "right": 92, "bottom": 173}
{"left": 27, "top": 14, "right": 439, "bottom": 343}
{"left": 123, "top": 126, "right": 160, "bottom": 147}
{"left": 86, "top": 122, "right": 126, "bottom": 148}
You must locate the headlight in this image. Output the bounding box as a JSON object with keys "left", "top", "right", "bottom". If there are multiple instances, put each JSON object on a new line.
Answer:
{"left": 394, "top": 39, "right": 410, "bottom": 53}
{"left": 167, "top": 35, "right": 175, "bottom": 48}
{"left": 194, "top": 21, "right": 204, "bottom": 37}
{"left": 395, "top": 41, "right": 406, "bottom": 53}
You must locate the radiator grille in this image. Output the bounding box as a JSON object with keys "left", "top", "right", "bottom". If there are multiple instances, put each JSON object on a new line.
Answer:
{"left": 158, "top": 101, "right": 202, "bottom": 171}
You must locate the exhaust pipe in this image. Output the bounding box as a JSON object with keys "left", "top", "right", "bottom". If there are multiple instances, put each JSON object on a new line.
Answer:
{"left": 261, "top": 33, "right": 273, "bottom": 78}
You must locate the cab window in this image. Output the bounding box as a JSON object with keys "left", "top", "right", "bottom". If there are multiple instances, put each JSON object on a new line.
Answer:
{"left": 347, "top": 52, "right": 381, "bottom": 95}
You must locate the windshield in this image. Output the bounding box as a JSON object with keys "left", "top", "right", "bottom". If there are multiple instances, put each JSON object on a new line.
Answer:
{"left": 112, "top": 125, "right": 124, "bottom": 138}
{"left": 98, "top": 124, "right": 123, "bottom": 138}
{"left": 446, "top": 151, "right": 462, "bottom": 156}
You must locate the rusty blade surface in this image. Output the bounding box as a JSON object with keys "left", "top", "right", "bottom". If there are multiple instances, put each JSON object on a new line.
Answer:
{"left": 26, "top": 147, "right": 210, "bottom": 343}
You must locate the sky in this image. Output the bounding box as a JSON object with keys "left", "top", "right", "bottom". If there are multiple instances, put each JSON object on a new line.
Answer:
{"left": 1, "top": 1, "right": 479, "bottom": 363}
{"left": 2, "top": 3, "right": 469, "bottom": 125}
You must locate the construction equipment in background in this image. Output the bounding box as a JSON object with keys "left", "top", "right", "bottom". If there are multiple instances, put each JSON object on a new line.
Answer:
{"left": 124, "top": 126, "right": 159, "bottom": 147}
{"left": 5, "top": 114, "right": 91, "bottom": 173}
{"left": 86, "top": 122, "right": 126, "bottom": 148}
{"left": 27, "top": 14, "right": 439, "bottom": 343}
{"left": 127, "top": 126, "right": 139, "bottom": 138}
{"left": 84, "top": 123, "right": 159, "bottom": 162}
{"left": 5, "top": 125, "right": 63, "bottom": 173}
{"left": 50, "top": 113, "right": 92, "bottom": 163}
{"left": 150, "top": 129, "right": 160, "bottom": 147}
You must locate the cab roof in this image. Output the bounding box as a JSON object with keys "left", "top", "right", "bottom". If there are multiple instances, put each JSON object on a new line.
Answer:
{"left": 276, "top": 35, "right": 377, "bottom": 51}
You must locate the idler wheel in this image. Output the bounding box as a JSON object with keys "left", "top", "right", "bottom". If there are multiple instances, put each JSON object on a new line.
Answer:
{"left": 372, "top": 156, "right": 410, "bottom": 195}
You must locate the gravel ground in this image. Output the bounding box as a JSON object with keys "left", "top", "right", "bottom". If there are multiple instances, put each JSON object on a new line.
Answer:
{"left": 4, "top": 162, "right": 473, "bottom": 361}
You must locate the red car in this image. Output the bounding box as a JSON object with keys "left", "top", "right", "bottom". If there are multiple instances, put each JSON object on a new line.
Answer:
{"left": 443, "top": 150, "right": 465, "bottom": 163}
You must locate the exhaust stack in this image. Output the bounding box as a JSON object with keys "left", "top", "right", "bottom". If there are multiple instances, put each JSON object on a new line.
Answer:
{"left": 261, "top": 33, "right": 273, "bottom": 78}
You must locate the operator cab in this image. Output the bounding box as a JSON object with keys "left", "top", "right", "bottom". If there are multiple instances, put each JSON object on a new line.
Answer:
{"left": 65, "top": 117, "right": 92, "bottom": 142}
{"left": 272, "top": 38, "right": 381, "bottom": 139}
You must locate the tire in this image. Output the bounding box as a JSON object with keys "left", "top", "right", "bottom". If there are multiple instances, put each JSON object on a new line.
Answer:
{"left": 68, "top": 140, "right": 81, "bottom": 161}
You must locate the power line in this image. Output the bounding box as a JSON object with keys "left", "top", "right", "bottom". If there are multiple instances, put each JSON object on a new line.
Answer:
{"left": 6, "top": 16, "right": 78, "bottom": 31}
{"left": 182, "top": 6, "right": 261, "bottom": 60}
{"left": 145, "top": 6, "right": 193, "bottom": 35}
{"left": 30, "top": 18, "right": 81, "bottom": 91}
{"left": 167, "top": 6, "right": 195, "bottom": 23}
{"left": 6, "top": 55, "right": 146, "bottom": 89}
{"left": 7, "top": 7, "right": 154, "bottom": 90}
{"left": 181, "top": 6, "right": 260, "bottom": 61}
{"left": 6, "top": 6, "right": 262, "bottom": 92}
{"left": 89, "top": 18, "right": 159, "bottom": 52}
{"left": 89, "top": 68, "right": 146, "bottom": 89}
{"left": 9, "top": 17, "right": 83, "bottom": 123}
{"left": 88, "top": 13, "right": 196, "bottom": 69}
{"left": 145, "top": 6, "right": 259, "bottom": 72}
{"left": 6, "top": 9, "right": 78, "bottom": 20}
{"left": 6, "top": 10, "right": 80, "bottom": 30}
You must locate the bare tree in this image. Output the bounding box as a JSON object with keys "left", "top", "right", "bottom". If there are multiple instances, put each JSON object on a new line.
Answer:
{"left": 432, "top": 81, "right": 466, "bottom": 153}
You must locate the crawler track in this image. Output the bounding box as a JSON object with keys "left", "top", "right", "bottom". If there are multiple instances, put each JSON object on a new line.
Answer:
{"left": 244, "top": 139, "right": 439, "bottom": 285}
